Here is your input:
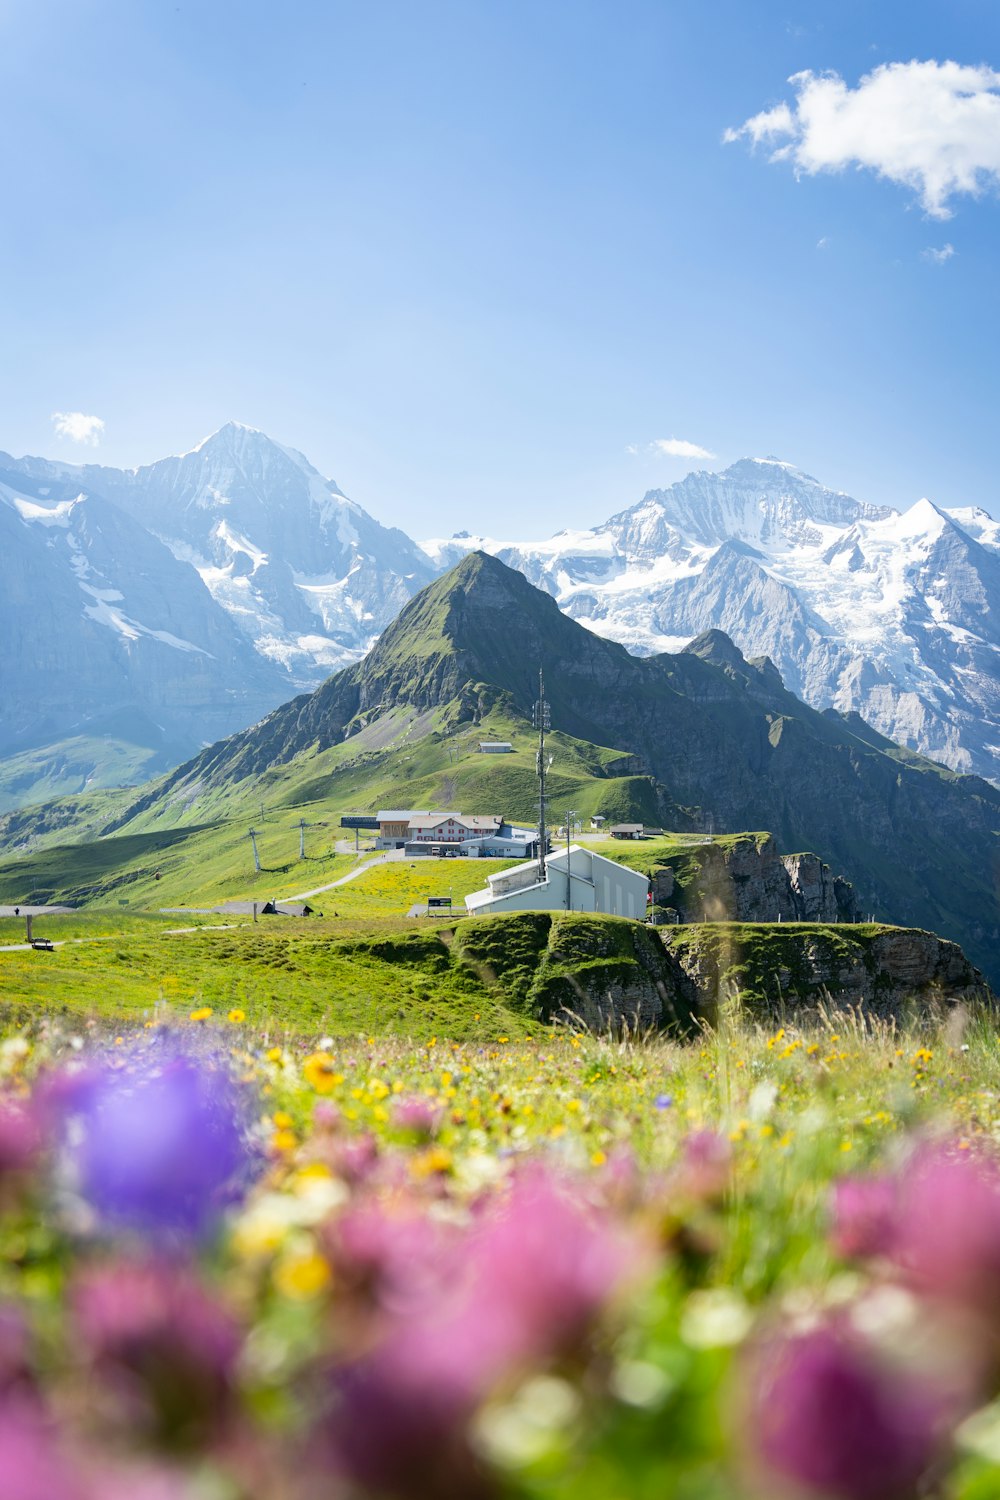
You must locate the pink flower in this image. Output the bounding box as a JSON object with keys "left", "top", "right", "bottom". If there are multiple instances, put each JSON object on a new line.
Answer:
{"left": 73, "top": 1258, "right": 241, "bottom": 1450}
{"left": 318, "top": 1166, "right": 642, "bottom": 1497}
{"left": 830, "top": 1175, "right": 900, "bottom": 1260}
{"left": 461, "top": 1165, "right": 638, "bottom": 1370}
{"left": 746, "top": 1321, "right": 945, "bottom": 1500}
{"left": 391, "top": 1095, "right": 440, "bottom": 1139}
{"left": 892, "top": 1144, "right": 1000, "bottom": 1315}
{"left": 0, "top": 1398, "right": 88, "bottom": 1500}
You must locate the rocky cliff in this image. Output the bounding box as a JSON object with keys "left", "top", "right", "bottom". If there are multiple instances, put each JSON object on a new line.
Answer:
{"left": 650, "top": 833, "right": 859, "bottom": 924}
{"left": 454, "top": 912, "right": 994, "bottom": 1033}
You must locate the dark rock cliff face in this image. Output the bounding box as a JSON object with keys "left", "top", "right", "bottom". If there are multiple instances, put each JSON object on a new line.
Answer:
{"left": 650, "top": 835, "right": 859, "bottom": 925}
{"left": 455, "top": 912, "right": 994, "bottom": 1034}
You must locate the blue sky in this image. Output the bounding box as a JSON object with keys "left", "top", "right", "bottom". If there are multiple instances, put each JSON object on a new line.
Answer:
{"left": 2, "top": 0, "right": 999, "bottom": 537}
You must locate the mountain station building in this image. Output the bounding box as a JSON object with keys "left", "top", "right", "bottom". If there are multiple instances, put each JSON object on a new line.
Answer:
{"left": 464, "top": 845, "right": 650, "bottom": 919}
{"left": 375, "top": 810, "right": 538, "bottom": 857}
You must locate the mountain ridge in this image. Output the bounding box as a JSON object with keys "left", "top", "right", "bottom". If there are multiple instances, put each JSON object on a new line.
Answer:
{"left": 88, "top": 551, "right": 1000, "bottom": 983}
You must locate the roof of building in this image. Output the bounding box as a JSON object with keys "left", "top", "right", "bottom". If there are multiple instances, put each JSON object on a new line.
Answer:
{"left": 609, "top": 823, "right": 644, "bottom": 833}
{"left": 376, "top": 810, "right": 431, "bottom": 822}
{"left": 486, "top": 844, "right": 648, "bottom": 888}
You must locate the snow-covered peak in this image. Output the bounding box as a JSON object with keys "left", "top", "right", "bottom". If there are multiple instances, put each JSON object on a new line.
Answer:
{"left": 190, "top": 419, "right": 265, "bottom": 454}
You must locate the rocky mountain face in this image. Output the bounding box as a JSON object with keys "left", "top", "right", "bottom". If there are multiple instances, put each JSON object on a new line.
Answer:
{"left": 9, "top": 423, "right": 434, "bottom": 683}
{"left": 0, "top": 425, "right": 434, "bottom": 806}
{"left": 118, "top": 552, "right": 1000, "bottom": 983}
{"left": 454, "top": 912, "right": 993, "bottom": 1034}
{"left": 6, "top": 426, "right": 1000, "bottom": 807}
{"left": 650, "top": 834, "right": 860, "bottom": 925}
{"left": 0, "top": 457, "right": 290, "bottom": 802}
{"left": 424, "top": 458, "right": 1000, "bottom": 783}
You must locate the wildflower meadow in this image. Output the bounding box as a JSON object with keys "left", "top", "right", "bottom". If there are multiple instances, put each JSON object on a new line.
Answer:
{"left": 0, "top": 1005, "right": 999, "bottom": 1499}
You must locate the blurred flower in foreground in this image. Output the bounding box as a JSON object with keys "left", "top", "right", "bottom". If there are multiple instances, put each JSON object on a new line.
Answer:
{"left": 319, "top": 1166, "right": 641, "bottom": 1498}
{"left": 892, "top": 1145, "right": 1000, "bottom": 1317}
{"left": 58, "top": 1045, "right": 256, "bottom": 1238}
{"left": 73, "top": 1258, "right": 241, "bottom": 1449}
{"left": 830, "top": 1174, "right": 899, "bottom": 1261}
{"left": 391, "top": 1094, "right": 440, "bottom": 1139}
{"left": 0, "top": 1101, "right": 42, "bottom": 1206}
{"left": 745, "top": 1320, "right": 945, "bottom": 1500}
{"left": 0, "top": 1397, "right": 88, "bottom": 1500}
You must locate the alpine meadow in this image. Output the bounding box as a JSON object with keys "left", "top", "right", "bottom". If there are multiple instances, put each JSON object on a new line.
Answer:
{"left": 3, "top": 5, "right": 1000, "bottom": 1499}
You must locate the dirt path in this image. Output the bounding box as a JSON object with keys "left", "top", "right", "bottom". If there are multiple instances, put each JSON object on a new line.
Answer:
{"left": 280, "top": 849, "right": 402, "bottom": 901}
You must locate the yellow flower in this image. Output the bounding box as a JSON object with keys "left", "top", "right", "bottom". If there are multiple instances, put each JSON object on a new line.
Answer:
{"left": 189, "top": 1007, "right": 212, "bottom": 1022}
{"left": 273, "top": 1111, "right": 294, "bottom": 1129}
{"left": 227, "top": 1008, "right": 246, "bottom": 1024}
{"left": 271, "top": 1129, "right": 297, "bottom": 1153}
{"left": 267, "top": 1047, "right": 284, "bottom": 1063}
{"left": 410, "top": 1146, "right": 453, "bottom": 1178}
{"left": 273, "top": 1247, "right": 331, "bottom": 1301}
{"left": 304, "top": 1052, "right": 339, "bottom": 1094}
{"left": 591, "top": 1150, "right": 607, "bottom": 1166}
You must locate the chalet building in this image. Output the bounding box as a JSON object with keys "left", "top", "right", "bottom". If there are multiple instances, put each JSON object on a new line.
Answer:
{"left": 465, "top": 845, "right": 649, "bottom": 919}
{"left": 478, "top": 741, "right": 513, "bottom": 753}
{"left": 609, "top": 823, "right": 644, "bottom": 840}
{"left": 376, "top": 811, "right": 431, "bottom": 847}
{"left": 376, "top": 809, "right": 536, "bottom": 856}
{"left": 407, "top": 813, "right": 502, "bottom": 843}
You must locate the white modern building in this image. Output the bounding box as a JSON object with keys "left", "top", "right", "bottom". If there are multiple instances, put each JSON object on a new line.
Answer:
{"left": 465, "top": 845, "right": 650, "bottom": 919}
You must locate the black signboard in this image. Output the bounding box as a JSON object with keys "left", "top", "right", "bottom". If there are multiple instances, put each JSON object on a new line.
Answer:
{"left": 427, "top": 897, "right": 453, "bottom": 909}
{"left": 340, "top": 815, "right": 380, "bottom": 829}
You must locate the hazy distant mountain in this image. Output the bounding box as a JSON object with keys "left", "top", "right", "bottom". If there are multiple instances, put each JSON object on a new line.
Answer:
{"left": 423, "top": 458, "right": 1000, "bottom": 782}
{"left": 10, "top": 422, "right": 435, "bottom": 682}
{"left": 0, "top": 456, "right": 290, "bottom": 806}
{"left": 0, "top": 424, "right": 435, "bottom": 807}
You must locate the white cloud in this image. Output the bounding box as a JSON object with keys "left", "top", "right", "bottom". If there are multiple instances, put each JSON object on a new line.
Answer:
{"left": 816, "top": 235, "right": 829, "bottom": 249}
{"left": 922, "top": 242, "right": 955, "bottom": 263}
{"left": 51, "top": 411, "right": 105, "bottom": 445}
{"left": 650, "top": 438, "right": 714, "bottom": 459}
{"left": 724, "top": 60, "right": 1000, "bottom": 218}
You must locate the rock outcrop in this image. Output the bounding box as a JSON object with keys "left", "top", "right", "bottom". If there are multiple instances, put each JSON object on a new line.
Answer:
{"left": 455, "top": 911, "right": 994, "bottom": 1033}
{"left": 651, "top": 834, "right": 859, "bottom": 925}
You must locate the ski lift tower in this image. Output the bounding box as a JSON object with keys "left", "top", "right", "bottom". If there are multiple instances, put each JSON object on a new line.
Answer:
{"left": 532, "top": 669, "right": 552, "bottom": 883}
{"left": 298, "top": 818, "right": 328, "bottom": 860}
{"left": 248, "top": 828, "right": 262, "bottom": 873}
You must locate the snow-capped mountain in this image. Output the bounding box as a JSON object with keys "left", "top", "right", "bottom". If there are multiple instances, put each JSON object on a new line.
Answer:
{"left": 0, "top": 453, "right": 291, "bottom": 801}
{"left": 12, "top": 422, "right": 435, "bottom": 683}
{"left": 423, "top": 458, "right": 1000, "bottom": 782}
{"left": 5, "top": 425, "right": 1000, "bottom": 811}
{"left": 0, "top": 424, "right": 435, "bottom": 808}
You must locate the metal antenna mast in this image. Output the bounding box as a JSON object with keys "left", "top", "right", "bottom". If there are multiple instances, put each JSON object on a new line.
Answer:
{"left": 532, "top": 668, "right": 551, "bottom": 882}
{"left": 565, "top": 809, "right": 576, "bottom": 910}
{"left": 248, "top": 828, "right": 262, "bottom": 873}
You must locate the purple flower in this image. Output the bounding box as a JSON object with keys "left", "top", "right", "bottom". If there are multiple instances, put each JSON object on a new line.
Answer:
{"left": 830, "top": 1175, "right": 900, "bottom": 1261}
{"left": 60, "top": 1045, "right": 255, "bottom": 1238}
{"left": 73, "top": 1257, "right": 241, "bottom": 1449}
{"left": 323, "top": 1344, "right": 494, "bottom": 1500}
{"left": 746, "top": 1321, "right": 944, "bottom": 1500}
{"left": 654, "top": 1093, "right": 673, "bottom": 1110}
